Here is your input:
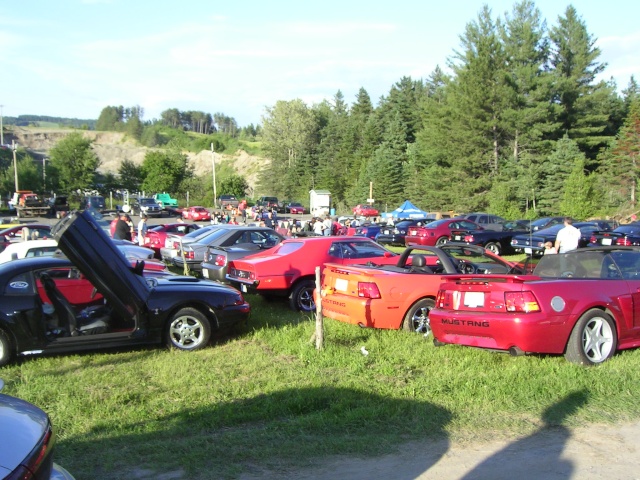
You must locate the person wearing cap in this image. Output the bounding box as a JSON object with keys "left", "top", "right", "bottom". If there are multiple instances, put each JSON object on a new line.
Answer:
{"left": 138, "top": 214, "right": 148, "bottom": 246}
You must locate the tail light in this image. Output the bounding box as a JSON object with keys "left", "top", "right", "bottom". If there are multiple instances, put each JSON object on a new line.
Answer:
{"left": 436, "top": 289, "right": 451, "bottom": 308}
{"left": 589, "top": 235, "right": 597, "bottom": 243}
{"left": 464, "top": 234, "right": 474, "bottom": 242}
{"left": 183, "top": 250, "right": 194, "bottom": 260}
{"left": 616, "top": 237, "right": 632, "bottom": 246}
{"left": 357, "top": 282, "right": 381, "bottom": 298}
{"left": 7, "top": 426, "right": 54, "bottom": 480}
{"left": 214, "top": 254, "right": 226, "bottom": 266}
{"left": 505, "top": 291, "right": 540, "bottom": 313}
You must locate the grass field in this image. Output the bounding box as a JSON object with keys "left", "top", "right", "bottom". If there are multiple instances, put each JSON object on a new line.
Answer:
{"left": 2, "top": 291, "right": 640, "bottom": 479}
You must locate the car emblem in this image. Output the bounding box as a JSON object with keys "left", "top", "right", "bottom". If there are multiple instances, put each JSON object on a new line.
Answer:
{"left": 10, "top": 281, "right": 29, "bottom": 289}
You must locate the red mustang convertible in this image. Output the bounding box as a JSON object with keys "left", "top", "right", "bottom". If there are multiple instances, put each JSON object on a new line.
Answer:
{"left": 430, "top": 246, "right": 640, "bottom": 365}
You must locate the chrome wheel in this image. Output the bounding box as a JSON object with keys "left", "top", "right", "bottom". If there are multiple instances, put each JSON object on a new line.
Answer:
{"left": 565, "top": 309, "right": 617, "bottom": 365}
{"left": 403, "top": 298, "right": 435, "bottom": 337}
{"left": 167, "top": 308, "right": 211, "bottom": 351}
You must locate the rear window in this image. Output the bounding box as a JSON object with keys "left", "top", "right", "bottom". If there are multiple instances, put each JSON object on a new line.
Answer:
{"left": 272, "top": 242, "right": 304, "bottom": 255}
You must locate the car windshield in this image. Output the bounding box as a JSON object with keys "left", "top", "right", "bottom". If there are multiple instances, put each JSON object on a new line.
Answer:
{"left": 533, "top": 250, "right": 640, "bottom": 279}
{"left": 139, "top": 198, "right": 155, "bottom": 204}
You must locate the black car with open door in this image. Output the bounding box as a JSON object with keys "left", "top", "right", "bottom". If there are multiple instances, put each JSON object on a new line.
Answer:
{"left": 0, "top": 210, "right": 250, "bottom": 367}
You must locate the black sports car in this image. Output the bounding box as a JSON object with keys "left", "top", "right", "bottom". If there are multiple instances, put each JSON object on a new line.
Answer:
{"left": 0, "top": 210, "right": 250, "bottom": 367}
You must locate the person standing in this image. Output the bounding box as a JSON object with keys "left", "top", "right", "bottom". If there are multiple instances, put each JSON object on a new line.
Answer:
{"left": 554, "top": 217, "right": 581, "bottom": 253}
{"left": 137, "top": 214, "right": 148, "bottom": 246}
{"left": 323, "top": 215, "right": 332, "bottom": 236}
{"left": 113, "top": 213, "right": 130, "bottom": 240}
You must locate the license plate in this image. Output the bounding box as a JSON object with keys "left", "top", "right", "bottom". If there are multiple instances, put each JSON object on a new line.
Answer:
{"left": 335, "top": 278, "right": 348, "bottom": 292}
{"left": 202, "top": 270, "right": 209, "bottom": 278}
{"left": 454, "top": 235, "right": 462, "bottom": 240}
{"left": 464, "top": 292, "right": 484, "bottom": 308}
{"left": 410, "top": 230, "right": 417, "bottom": 235}
{"left": 524, "top": 247, "right": 533, "bottom": 255}
{"left": 384, "top": 230, "right": 390, "bottom": 235}
{"left": 602, "top": 238, "right": 612, "bottom": 245}
{"left": 241, "top": 284, "right": 247, "bottom": 292}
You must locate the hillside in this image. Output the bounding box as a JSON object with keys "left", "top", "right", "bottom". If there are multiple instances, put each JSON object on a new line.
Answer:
{"left": 8, "top": 127, "right": 268, "bottom": 193}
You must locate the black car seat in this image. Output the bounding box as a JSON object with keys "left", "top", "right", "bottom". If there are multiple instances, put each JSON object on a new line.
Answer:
{"left": 39, "top": 273, "right": 109, "bottom": 336}
{"left": 410, "top": 255, "right": 433, "bottom": 274}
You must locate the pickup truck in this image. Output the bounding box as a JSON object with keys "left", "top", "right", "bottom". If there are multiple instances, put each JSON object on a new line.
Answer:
{"left": 153, "top": 193, "right": 178, "bottom": 208}
{"left": 11, "top": 191, "right": 51, "bottom": 218}
{"left": 218, "top": 195, "right": 239, "bottom": 209}
{"left": 449, "top": 222, "right": 530, "bottom": 255}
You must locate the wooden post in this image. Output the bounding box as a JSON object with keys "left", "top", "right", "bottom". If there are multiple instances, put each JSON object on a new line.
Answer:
{"left": 314, "top": 266, "right": 324, "bottom": 349}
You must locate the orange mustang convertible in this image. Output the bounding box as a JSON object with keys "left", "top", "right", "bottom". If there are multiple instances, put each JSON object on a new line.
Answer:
{"left": 320, "top": 244, "right": 522, "bottom": 336}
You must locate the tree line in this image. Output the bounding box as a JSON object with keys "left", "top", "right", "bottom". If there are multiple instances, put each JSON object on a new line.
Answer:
{"left": 257, "top": 2, "right": 638, "bottom": 220}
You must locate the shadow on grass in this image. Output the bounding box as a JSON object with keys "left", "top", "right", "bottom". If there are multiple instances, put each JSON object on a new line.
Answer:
{"left": 460, "top": 389, "right": 589, "bottom": 479}
{"left": 59, "top": 386, "right": 453, "bottom": 480}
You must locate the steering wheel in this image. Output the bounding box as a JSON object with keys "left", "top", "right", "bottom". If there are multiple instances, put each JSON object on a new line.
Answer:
{"left": 458, "top": 260, "right": 476, "bottom": 274}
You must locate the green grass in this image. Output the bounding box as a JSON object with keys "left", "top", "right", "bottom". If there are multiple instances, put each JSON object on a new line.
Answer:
{"left": 2, "top": 294, "right": 640, "bottom": 479}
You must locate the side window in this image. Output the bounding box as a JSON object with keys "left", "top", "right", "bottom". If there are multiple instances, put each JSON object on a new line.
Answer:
{"left": 5, "top": 272, "right": 34, "bottom": 295}
{"left": 328, "top": 243, "right": 345, "bottom": 259}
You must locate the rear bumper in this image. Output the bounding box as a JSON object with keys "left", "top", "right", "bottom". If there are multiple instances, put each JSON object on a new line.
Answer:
{"left": 429, "top": 309, "right": 571, "bottom": 354}
{"left": 201, "top": 263, "right": 228, "bottom": 283}
{"left": 321, "top": 293, "right": 403, "bottom": 330}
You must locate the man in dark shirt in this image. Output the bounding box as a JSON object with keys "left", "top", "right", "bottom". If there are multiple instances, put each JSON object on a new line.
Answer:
{"left": 114, "top": 213, "right": 131, "bottom": 240}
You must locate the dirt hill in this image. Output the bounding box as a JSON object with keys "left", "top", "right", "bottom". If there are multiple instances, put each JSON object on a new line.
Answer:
{"left": 8, "top": 127, "right": 268, "bottom": 193}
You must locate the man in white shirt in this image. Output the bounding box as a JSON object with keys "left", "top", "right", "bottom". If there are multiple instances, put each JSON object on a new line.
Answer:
{"left": 137, "top": 214, "right": 148, "bottom": 246}
{"left": 554, "top": 217, "right": 581, "bottom": 253}
{"left": 322, "top": 216, "right": 333, "bottom": 236}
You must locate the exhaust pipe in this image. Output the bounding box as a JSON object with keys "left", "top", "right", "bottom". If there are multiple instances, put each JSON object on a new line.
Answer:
{"left": 509, "top": 346, "right": 524, "bottom": 356}
{"left": 357, "top": 322, "right": 370, "bottom": 328}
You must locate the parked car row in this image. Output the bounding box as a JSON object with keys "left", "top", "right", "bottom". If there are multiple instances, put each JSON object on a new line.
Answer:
{"left": 1, "top": 210, "right": 635, "bottom": 369}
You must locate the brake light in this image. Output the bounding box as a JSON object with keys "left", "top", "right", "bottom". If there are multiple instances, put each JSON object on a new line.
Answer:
{"left": 464, "top": 234, "right": 474, "bottom": 242}
{"left": 505, "top": 291, "right": 540, "bottom": 313}
{"left": 589, "top": 235, "right": 597, "bottom": 243}
{"left": 616, "top": 237, "right": 632, "bottom": 246}
{"left": 184, "top": 250, "right": 194, "bottom": 259}
{"left": 214, "top": 254, "right": 226, "bottom": 266}
{"left": 357, "top": 282, "right": 381, "bottom": 298}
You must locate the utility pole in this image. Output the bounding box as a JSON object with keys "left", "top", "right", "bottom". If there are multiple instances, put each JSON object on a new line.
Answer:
{"left": 43, "top": 157, "right": 47, "bottom": 191}
{"left": 12, "top": 140, "right": 19, "bottom": 192}
{"left": 0, "top": 105, "right": 4, "bottom": 146}
{"left": 211, "top": 143, "right": 217, "bottom": 208}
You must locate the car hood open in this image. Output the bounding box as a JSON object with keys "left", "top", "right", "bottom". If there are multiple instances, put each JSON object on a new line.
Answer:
{"left": 52, "top": 210, "right": 149, "bottom": 321}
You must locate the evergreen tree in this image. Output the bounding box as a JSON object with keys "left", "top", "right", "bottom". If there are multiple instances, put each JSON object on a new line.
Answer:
{"left": 538, "top": 135, "right": 584, "bottom": 215}
{"left": 560, "top": 157, "right": 595, "bottom": 218}
{"left": 548, "top": 6, "right": 611, "bottom": 158}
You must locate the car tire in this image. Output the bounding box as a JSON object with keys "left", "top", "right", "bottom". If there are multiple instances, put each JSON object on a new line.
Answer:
{"left": 565, "top": 309, "right": 617, "bottom": 365}
{"left": 402, "top": 298, "right": 435, "bottom": 336}
{"left": 289, "top": 279, "right": 316, "bottom": 312}
{"left": 485, "top": 242, "right": 501, "bottom": 255}
{"left": 0, "top": 329, "right": 14, "bottom": 367}
{"left": 166, "top": 307, "right": 212, "bottom": 351}
{"left": 436, "top": 236, "right": 448, "bottom": 247}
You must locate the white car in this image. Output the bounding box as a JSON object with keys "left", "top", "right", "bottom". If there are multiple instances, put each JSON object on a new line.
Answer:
{"left": 0, "top": 239, "right": 59, "bottom": 263}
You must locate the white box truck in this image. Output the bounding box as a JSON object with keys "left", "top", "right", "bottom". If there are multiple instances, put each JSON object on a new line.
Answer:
{"left": 309, "top": 190, "right": 331, "bottom": 217}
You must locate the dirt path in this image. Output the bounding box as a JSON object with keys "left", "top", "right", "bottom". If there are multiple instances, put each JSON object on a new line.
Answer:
{"left": 239, "top": 420, "right": 640, "bottom": 479}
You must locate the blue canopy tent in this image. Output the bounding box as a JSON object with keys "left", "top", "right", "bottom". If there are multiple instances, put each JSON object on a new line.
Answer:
{"left": 382, "top": 200, "right": 428, "bottom": 220}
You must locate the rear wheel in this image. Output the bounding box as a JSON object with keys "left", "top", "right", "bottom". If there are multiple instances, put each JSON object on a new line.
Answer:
{"left": 485, "top": 242, "right": 501, "bottom": 255}
{"left": 289, "top": 279, "right": 316, "bottom": 312}
{"left": 0, "top": 329, "right": 15, "bottom": 367}
{"left": 435, "top": 236, "right": 448, "bottom": 247}
{"left": 565, "top": 309, "right": 617, "bottom": 365}
{"left": 402, "top": 298, "right": 435, "bottom": 337}
{"left": 166, "top": 307, "right": 211, "bottom": 351}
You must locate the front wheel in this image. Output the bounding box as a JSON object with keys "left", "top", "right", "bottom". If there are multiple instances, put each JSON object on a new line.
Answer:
{"left": 166, "top": 307, "right": 212, "bottom": 351}
{"left": 485, "top": 242, "right": 501, "bottom": 255}
{"left": 402, "top": 298, "right": 435, "bottom": 336}
{"left": 0, "top": 329, "right": 15, "bottom": 367}
{"left": 565, "top": 309, "right": 617, "bottom": 365}
{"left": 289, "top": 279, "right": 316, "bottom": 312}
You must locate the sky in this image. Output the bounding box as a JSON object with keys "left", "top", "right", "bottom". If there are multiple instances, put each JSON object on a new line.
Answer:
{"left": 2, "top": 0, "right": 639, "bottom": 127}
